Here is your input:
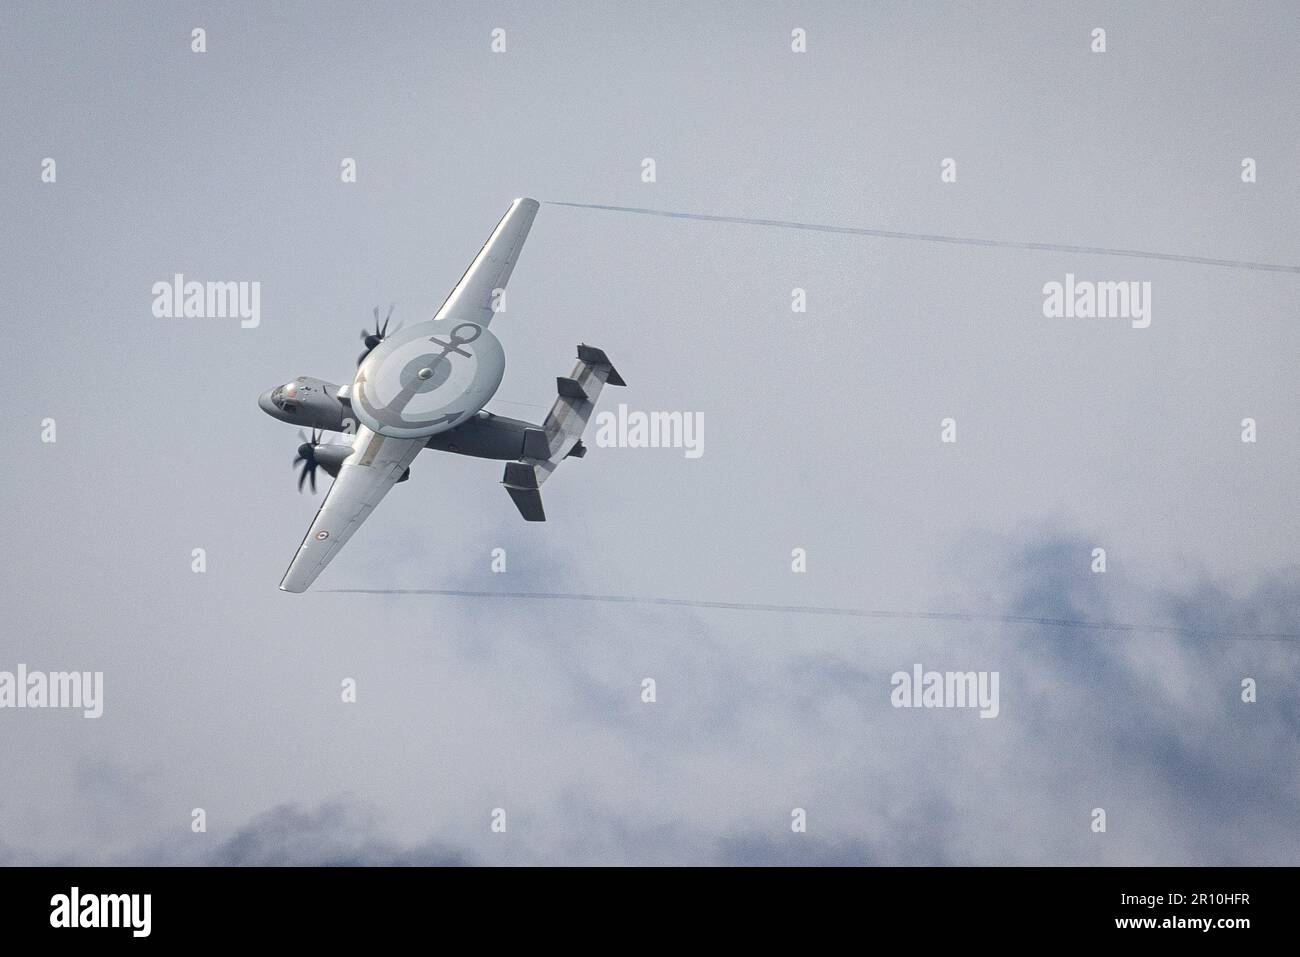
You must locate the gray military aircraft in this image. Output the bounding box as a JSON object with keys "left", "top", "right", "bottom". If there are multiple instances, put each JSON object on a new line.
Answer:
{"left": 258, "top": 197, "right": 625, "bottom": 592}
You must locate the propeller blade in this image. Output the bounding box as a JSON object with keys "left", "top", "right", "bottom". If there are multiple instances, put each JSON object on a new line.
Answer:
{"left": 359, "top": 304, "right": 396, "bottom": 364}
{"left": 292, "top": 433, "right": 324, "bottom": 493}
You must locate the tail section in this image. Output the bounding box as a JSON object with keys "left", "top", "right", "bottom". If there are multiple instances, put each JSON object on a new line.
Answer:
{"left": 501, "top": 344, "right": 626, "bottom": 521}
{"left": 502, "top": 461, "right": 545, "bottom": 521}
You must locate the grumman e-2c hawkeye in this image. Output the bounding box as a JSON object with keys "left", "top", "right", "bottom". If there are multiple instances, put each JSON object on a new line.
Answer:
{"left": 258, "top": 198, "right": 625, "bottom": 593}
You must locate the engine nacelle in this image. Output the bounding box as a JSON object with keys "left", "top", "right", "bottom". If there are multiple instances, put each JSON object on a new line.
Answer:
{"left": 308, "top": 442, "right": 354, "bottom": 479}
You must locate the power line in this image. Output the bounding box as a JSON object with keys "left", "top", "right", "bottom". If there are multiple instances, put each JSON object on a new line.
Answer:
{"left": 547, "top": 201, "right": 1300, "bottom": 274}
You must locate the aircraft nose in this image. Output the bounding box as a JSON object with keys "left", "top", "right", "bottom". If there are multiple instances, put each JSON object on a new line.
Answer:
{"left": 258, "top": 389, "right": 278, "bottom": 417}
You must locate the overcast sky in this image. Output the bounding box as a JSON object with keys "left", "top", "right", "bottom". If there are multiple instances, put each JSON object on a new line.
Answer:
{"left": 2, "top": 1, "right": 1297, "bottom": 865}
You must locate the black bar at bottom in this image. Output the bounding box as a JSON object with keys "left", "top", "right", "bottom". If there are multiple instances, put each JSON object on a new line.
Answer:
{"left": 0, "top": 865, "right": 1284, "bottom": 943}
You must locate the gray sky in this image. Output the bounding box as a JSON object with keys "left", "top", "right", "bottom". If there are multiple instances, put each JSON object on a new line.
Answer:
{"left": 2, "top": 1, "right": 1297, "bottom": 865}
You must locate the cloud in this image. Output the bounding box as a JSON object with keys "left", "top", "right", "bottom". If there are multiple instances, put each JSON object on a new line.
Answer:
{"left": 2, "top": 797, "right": 475, "bottom": 867}
{"left": 5, "top": 529, "right": 1297, "bottom": 867}
{"left": 202, "top": 799, "right": 473, "bottom": 866}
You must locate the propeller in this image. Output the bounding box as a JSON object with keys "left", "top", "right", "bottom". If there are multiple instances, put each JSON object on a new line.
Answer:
{"left": 358, "top": 303, "right": 398, "bottom": 365}
{"left": 293, "top": 429, "right": 324, "bottom": 493}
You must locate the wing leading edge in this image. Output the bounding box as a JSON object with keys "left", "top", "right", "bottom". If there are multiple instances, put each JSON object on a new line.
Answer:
{"left": 279, "top": 426, "right": 424, "bottom": 593}
{"left": 434, "top": 197, "right": 539, "bottom": 328}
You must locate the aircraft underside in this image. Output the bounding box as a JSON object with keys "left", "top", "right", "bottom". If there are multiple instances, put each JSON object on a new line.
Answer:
{"left": 257, "top": 198, "right": 625, "bottom": 592}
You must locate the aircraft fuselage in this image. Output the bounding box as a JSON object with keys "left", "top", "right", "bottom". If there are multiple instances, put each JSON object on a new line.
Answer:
{"left": 258, "top": 376, "right": 544, "bottom": 462}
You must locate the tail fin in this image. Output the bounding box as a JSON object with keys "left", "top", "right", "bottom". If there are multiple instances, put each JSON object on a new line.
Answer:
{"left": 501, "top": 344, "right": 626, "bottom": 521}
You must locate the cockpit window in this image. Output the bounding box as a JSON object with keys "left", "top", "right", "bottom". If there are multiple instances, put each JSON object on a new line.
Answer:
{"left": 271, "top": 383, "right": 300, "bottom": 411}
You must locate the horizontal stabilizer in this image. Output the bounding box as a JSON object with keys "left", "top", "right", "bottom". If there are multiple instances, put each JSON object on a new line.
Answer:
{"left": 577, "top": 344, "right": 626, "bottom": 387}
{"left": 566, "top": 440, "right": 587, "bottom": 459}
{"left": 506, "top": 487, "right": 546, "bottom": 521}
{"left": 502, "top": 462, "right": 545, "bottom": 521}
